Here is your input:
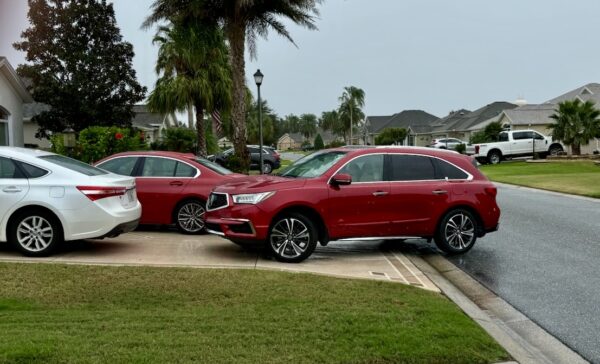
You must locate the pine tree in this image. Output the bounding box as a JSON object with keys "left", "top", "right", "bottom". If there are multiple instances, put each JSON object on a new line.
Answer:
{"left": 14, "top": 0, "right": 146, "bottom": 138}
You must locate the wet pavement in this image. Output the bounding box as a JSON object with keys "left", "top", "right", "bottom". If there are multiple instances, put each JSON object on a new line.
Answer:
{"left": 0, "top": 230, "right": 439, "bottom": 292}
{"left": 447, "top": 183, "right": 600, "bottom": 363}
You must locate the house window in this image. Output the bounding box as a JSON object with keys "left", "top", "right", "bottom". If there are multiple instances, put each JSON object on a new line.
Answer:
{"left": 0, "top": 107, "right": 8, "bottom": 146}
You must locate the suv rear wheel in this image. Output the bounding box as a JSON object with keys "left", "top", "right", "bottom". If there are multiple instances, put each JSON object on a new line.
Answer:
{"left": 487, "top": 150, "right": 502, "bottom": 164}
{"left": 434, "top": 209, "right": 478, "bottom": 254}
{"left": 268, "top": 213, "right": 317, "bottom": 263}
{"left": 262, "top": 162, "right": 273, "bottom": 174}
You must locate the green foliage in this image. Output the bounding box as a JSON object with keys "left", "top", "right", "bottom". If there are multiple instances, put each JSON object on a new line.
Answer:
{"left": 14, "top": 0, "right": 146, "bottom": 138}
{"left": 550, "top": 99, "right": 600, "bottom": 155}
{"left": 327, "top": 140, "right": 346, "bottom": 148}
{"left": 338, "top": 86, "right": 366, "bottom": 143}
{"left": 454, "top": 143, "right": 466, "bottom": 154}
{"left": 470, "top": 121, "right": 504, "bottom": 144}
{"left": 299, "top": 114, "right": 318, "bottom": 139}
{"left": 314, "top": 133, "right": 324, "bottom": 150}
{"left": 51, "top": 126, "right": 146, "bottom": 163}
{"left": 247, "top": 98, "right": 275, "bottom": 145}
{"left": 375, "top": 128, "right": 408, "bottom": 145}
{"left": 152, "top": 128, "right": 197, "bottom": 153}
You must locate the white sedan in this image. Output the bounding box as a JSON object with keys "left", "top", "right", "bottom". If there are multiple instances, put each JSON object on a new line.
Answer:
{"left": 0, "top": 147, "right": 141, "bottom": 256}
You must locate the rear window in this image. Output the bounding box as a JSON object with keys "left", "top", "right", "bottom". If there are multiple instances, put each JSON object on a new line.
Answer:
{"left": 194, "top": 158, "right": 233, "bottom": 175}
{"left": 39, "top": 155, "right": 107, "bottom": 176}
{"left": 389, "top": 154, "right": 436, "bottom": 181}
{"left": 15, "top": 161, "right": 49, "bottom": 178}
{"left": 433, "top": 159, "right": 470, "bottom": 180}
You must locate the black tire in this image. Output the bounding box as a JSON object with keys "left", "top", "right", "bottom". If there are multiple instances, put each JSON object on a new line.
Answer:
{"left": 267, "top": 212, "right": 318, "bottom": 263}
{"left": 548, "top": 145, "right": 563, "bottom": 156}
{"left": 262, "top": 162, "right": 273, "bottom": 174}
{"left": 174, "top": 199, "right": 206, "bottom": 234}
{"left": 487, "top": 150, "right": 502, "bottom": 165}
{"left": 8, "top": 209, "right": 63, "bottom": 257}
{"left": 434, "top": 209, "right": 478, "bottom": 254}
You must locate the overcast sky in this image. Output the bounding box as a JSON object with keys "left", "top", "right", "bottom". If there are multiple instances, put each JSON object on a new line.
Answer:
{"left": 2, "top": 0, "right": 600, "bottom": 119}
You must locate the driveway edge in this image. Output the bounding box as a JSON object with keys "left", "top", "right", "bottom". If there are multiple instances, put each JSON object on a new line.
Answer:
{"left": 406, "top": 254, "right": 589, "bottom": 364}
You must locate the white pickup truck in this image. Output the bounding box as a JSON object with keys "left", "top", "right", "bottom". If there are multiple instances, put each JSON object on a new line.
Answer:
{"left": 466, "top": 130, "right": 564, "bottom": 164}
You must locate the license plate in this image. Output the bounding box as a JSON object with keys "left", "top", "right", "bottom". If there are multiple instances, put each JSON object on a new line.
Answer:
{"left": 126, "top": 189, "right": 134, "bottom": 202}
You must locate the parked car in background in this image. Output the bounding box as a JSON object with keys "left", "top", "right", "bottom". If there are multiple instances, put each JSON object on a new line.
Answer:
{"left": 206, "top": 146, "right": 500, "bottom": 263}
{"left": 466, "top": 130, "right": 564, "bottom": 164}
{"left": 0, "top": 147, "right": 141, "bottom": 256}
{"left": 210, "top": 146, "right": 281, "bottom": 174}
{"left": 95, "top": 151, "right": 240, "bottom": 234}
{"left": 428, "top": 138, "right": 466, "bottom": 150}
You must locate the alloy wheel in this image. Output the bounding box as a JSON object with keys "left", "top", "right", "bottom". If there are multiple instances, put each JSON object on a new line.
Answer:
{"left": 270, "top": 218, "right": 310, "bottom": 259}
{"left": 177, "top": 202, "right": 206, "bottom": 233}
{"left": 444, "top": 213, "right": 475, "bottom": 251}
{"left": 17, "top": 216, "right": 54, "bottom": 252}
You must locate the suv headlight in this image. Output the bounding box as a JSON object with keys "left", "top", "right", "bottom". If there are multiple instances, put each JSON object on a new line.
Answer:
{"left": 232, "top": 191, "right": 276, "bottom": 205}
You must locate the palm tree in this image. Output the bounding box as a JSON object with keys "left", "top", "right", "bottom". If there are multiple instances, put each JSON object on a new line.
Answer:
{"left": 144, "top": 0, "right": 322, "bottom": 171}
{"left": 299, "top": 113, "right": 317, "bottom": 140}
{"left": 147, "top": 22, "right": 231, "bottom": 156}
{"left": 338, "top": 86, "right": 365, "bottom": 144}
{"left": 549, "top": 99, "right": 600, "bottom": 155}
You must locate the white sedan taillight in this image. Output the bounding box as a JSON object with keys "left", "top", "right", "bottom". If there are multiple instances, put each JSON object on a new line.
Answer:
{"left": 77, "top": 186, "right": 127, "bottom": 201}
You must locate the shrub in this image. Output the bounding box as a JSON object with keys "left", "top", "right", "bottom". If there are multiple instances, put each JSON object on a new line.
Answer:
{"left": 152, "top": 128, "right": 196, "bottom": 153}
{"left": 51, "top": 126, "right": 146, "bottom": 163}
{"left": 454, "top": 143, "right": 466, "bottom": 154}
{"left": 327, "top": 140, "right": 345, "bottom": 148}
{"left": 375, "top": 127, "right": 407, "bottom": 145}
{"left": 314, "top": 134, "right": 324, "bottom": 150}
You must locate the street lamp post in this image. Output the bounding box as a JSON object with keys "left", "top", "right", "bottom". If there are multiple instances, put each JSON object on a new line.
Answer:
{"left": 62, "top": 126, "right": 76, "bottom": 157}
{"left": 254, "top": 69, "right": 264, "bottom": 174}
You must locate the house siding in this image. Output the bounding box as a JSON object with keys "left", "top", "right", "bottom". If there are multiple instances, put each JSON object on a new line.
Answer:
{"left": 0, "top": 71, "right": 24, "bottom": 147}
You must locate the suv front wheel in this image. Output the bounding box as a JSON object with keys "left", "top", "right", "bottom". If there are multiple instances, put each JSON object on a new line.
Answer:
{"left": 267, "top": 213, "right": 317, "bottom": 263}
{"left": 434, "top": 209, "right": 478, "bottom": 254}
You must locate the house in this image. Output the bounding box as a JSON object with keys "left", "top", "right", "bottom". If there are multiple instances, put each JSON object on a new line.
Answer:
{"left": 364, "top": 110, "right": 439, "bottom": 146}
{"left": 131, "top": 104, "right": 177, "bottom": 144}
{"left": 431, "top": 102, "right": 517, "bottom": 142}
{"left": 276, "top": 128, "right": 343, "bottom": 150}
{"left": 23, "top": 102, "right": 51, "bottom": 149}
{"left": 498, "top": 83, "right": 600, "bottom": 154}
{"left": 0, "top": 57, "right": 33, "bottom": 147}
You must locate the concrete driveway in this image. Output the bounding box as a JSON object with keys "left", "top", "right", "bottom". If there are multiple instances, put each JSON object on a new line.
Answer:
{"left": 0, "top": 231, "right": 438, "bottom": 292}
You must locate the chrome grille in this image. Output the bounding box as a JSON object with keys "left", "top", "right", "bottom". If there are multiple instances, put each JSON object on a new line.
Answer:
{"left": 207, "top": 192, "right": 228, "bottom": 211}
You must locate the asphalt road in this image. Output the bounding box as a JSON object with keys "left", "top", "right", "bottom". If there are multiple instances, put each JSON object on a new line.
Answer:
{"left": 447, "top": 183, "right": 600, "bottom": 363}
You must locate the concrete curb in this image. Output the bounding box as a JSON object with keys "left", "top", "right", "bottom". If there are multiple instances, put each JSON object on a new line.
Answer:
{"left": 493, "top": 182, "right": 600, "bottom": 203}
{"left": 405, "top": 254, "right": 589, "bottom": 364}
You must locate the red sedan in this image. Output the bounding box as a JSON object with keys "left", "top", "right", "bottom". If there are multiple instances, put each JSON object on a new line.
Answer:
{"left": 96, "top": 151, "right": 241, "bottom": 234}
{"left": 206, "top": 147, "right": 500, "bottom": 262}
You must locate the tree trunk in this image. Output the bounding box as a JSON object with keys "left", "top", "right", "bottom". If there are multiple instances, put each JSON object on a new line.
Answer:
{"left": 187, "top": 101, "right": 194, "bottom": 129}
{"left": 572, "top": 143, "right": 581, "bottom": 156}
{"left": 195, "top": 102, "right": 207, "bottom": 157}
{"left": 228, "top": 23, "right": 249, "bottom": 172}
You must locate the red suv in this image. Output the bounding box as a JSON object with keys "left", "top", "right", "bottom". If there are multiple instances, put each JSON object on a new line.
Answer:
{"left": 95, "top": 151, "right": 241, "bottom": 234}
{"left": 205, "top": 147, "right": 500, "bottom": 262}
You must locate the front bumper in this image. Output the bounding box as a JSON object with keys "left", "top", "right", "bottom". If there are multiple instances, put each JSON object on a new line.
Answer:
{"left": 206, "top": 203, "right": 271, "bottom": 241}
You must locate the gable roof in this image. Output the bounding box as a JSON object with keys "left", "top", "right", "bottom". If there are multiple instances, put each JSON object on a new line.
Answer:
{"left": 366, "top": 110, "right": 439, "bottom": 134}
{"left": 500, "top": 104, "right": 556, "bottom": 126}
{"left": 132, "top": 104, "right": 169, "bottom": 130}
{"left": 433, "top": 102, "right": 517, "bottom": 133}
{"left": 545, "top": 83, "right": 600, "bottom": 105}
{"left": 0, "top": 57, "right": 33, "bottom": 103}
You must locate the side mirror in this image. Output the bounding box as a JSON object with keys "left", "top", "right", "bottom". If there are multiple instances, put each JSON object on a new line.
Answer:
{"left": 331, "top": 173, "right": 352, "bottom": 186}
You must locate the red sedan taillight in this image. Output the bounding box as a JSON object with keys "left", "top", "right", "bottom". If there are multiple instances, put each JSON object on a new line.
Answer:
{"left": 484, "top": 186, "right": 497, "bottom": 198}
{"left": 77, "top": 186, "right": 127, "bottom": 201}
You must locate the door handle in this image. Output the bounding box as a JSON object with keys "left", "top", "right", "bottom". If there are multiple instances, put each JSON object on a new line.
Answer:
{"left": 170, "top": 181, "right": 184, "bottom": 186}
{"left": 372, "top": 191, "right": 388, "bottom": 196}
{"left": 432, "top": 190, "right": 448, "bottom": 195}
{"left": 2, "top": 186, "right": 22, "bottom": 193}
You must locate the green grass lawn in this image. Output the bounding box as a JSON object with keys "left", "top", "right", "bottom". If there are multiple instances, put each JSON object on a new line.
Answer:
{"left": 480, "top": 161, "right": 600, "bottom": 198}
{"left": 0, "top": 263, "right": 509, "bottom": 364}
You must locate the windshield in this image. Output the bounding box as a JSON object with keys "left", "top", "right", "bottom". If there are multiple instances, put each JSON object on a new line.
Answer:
{"left": 194, "top": 158, "right": 233, "bottom": 175}
{"left": 40, "top": 155, "right": 108, "bottom": 176}
{"left": 278, "top": 151, "right": 347, "bottom": 178}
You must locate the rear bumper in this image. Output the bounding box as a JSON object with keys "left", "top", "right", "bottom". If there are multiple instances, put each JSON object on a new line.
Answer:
{"left": 96, "top": 218, "right": 140, "bottom": 239}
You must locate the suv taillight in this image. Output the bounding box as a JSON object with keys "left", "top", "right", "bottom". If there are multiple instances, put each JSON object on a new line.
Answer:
{"left": 475, "top": 145, "right": 480, "bottom": 154}
{"left": 77, "top": 186, "right": 126, "bottom": 201}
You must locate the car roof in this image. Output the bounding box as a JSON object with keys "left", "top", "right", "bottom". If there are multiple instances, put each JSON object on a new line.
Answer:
{"left": 105, "top": 151, "right": 197, "bottom": 159}
{"left": 328, "top": 145, "right": 462, "bottom": 158}
{"left": 0, "top": 147, "right": 54, "bottom": 158}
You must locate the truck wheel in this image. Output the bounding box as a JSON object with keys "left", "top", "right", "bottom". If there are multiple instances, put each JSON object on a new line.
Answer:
{"left": 487, "top": 150, "right": 502, "bottom": 165}
{"left": 549, "top": 145, "right": 563, "bottom": 156}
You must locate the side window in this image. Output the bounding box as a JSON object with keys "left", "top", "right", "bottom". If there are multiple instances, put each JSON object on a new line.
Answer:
{"left": 14, "top": 161, "right": 48, "bottom": 178}
{"left": 339, "top": 154, "right": 384, "bottom": 182}
{"left": 512, "top": 131, "right": 530, "bottom": 140}
{"left": 248, "top": 147, "right": 259, "bottom": 153}
{"left": 97, "top": 157, "right": 138, "bottom": 176}
{"left": 175, "top": 162, "right": 197, "bottom": 177}
{"left": 141, "top": 157, "right": 177, "bottom": 177}
{"left": 498, "top": 133, "right": 509, "bottom": 142}
{"left": 389, "top": 155, "right": 436, "bottom": 181}
{"left": 533, "top": 132, "right": 544, "bottom": 140}
{"left": 0, "top": 157, "right": 22, "bottom": 179}
{"left": 433, "top": 159, "right": 469, "bottom": 180}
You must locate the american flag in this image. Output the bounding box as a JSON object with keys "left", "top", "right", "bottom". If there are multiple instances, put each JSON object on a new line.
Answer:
{"left": 211, "top": 110, "right": 223, "bottom": 137}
